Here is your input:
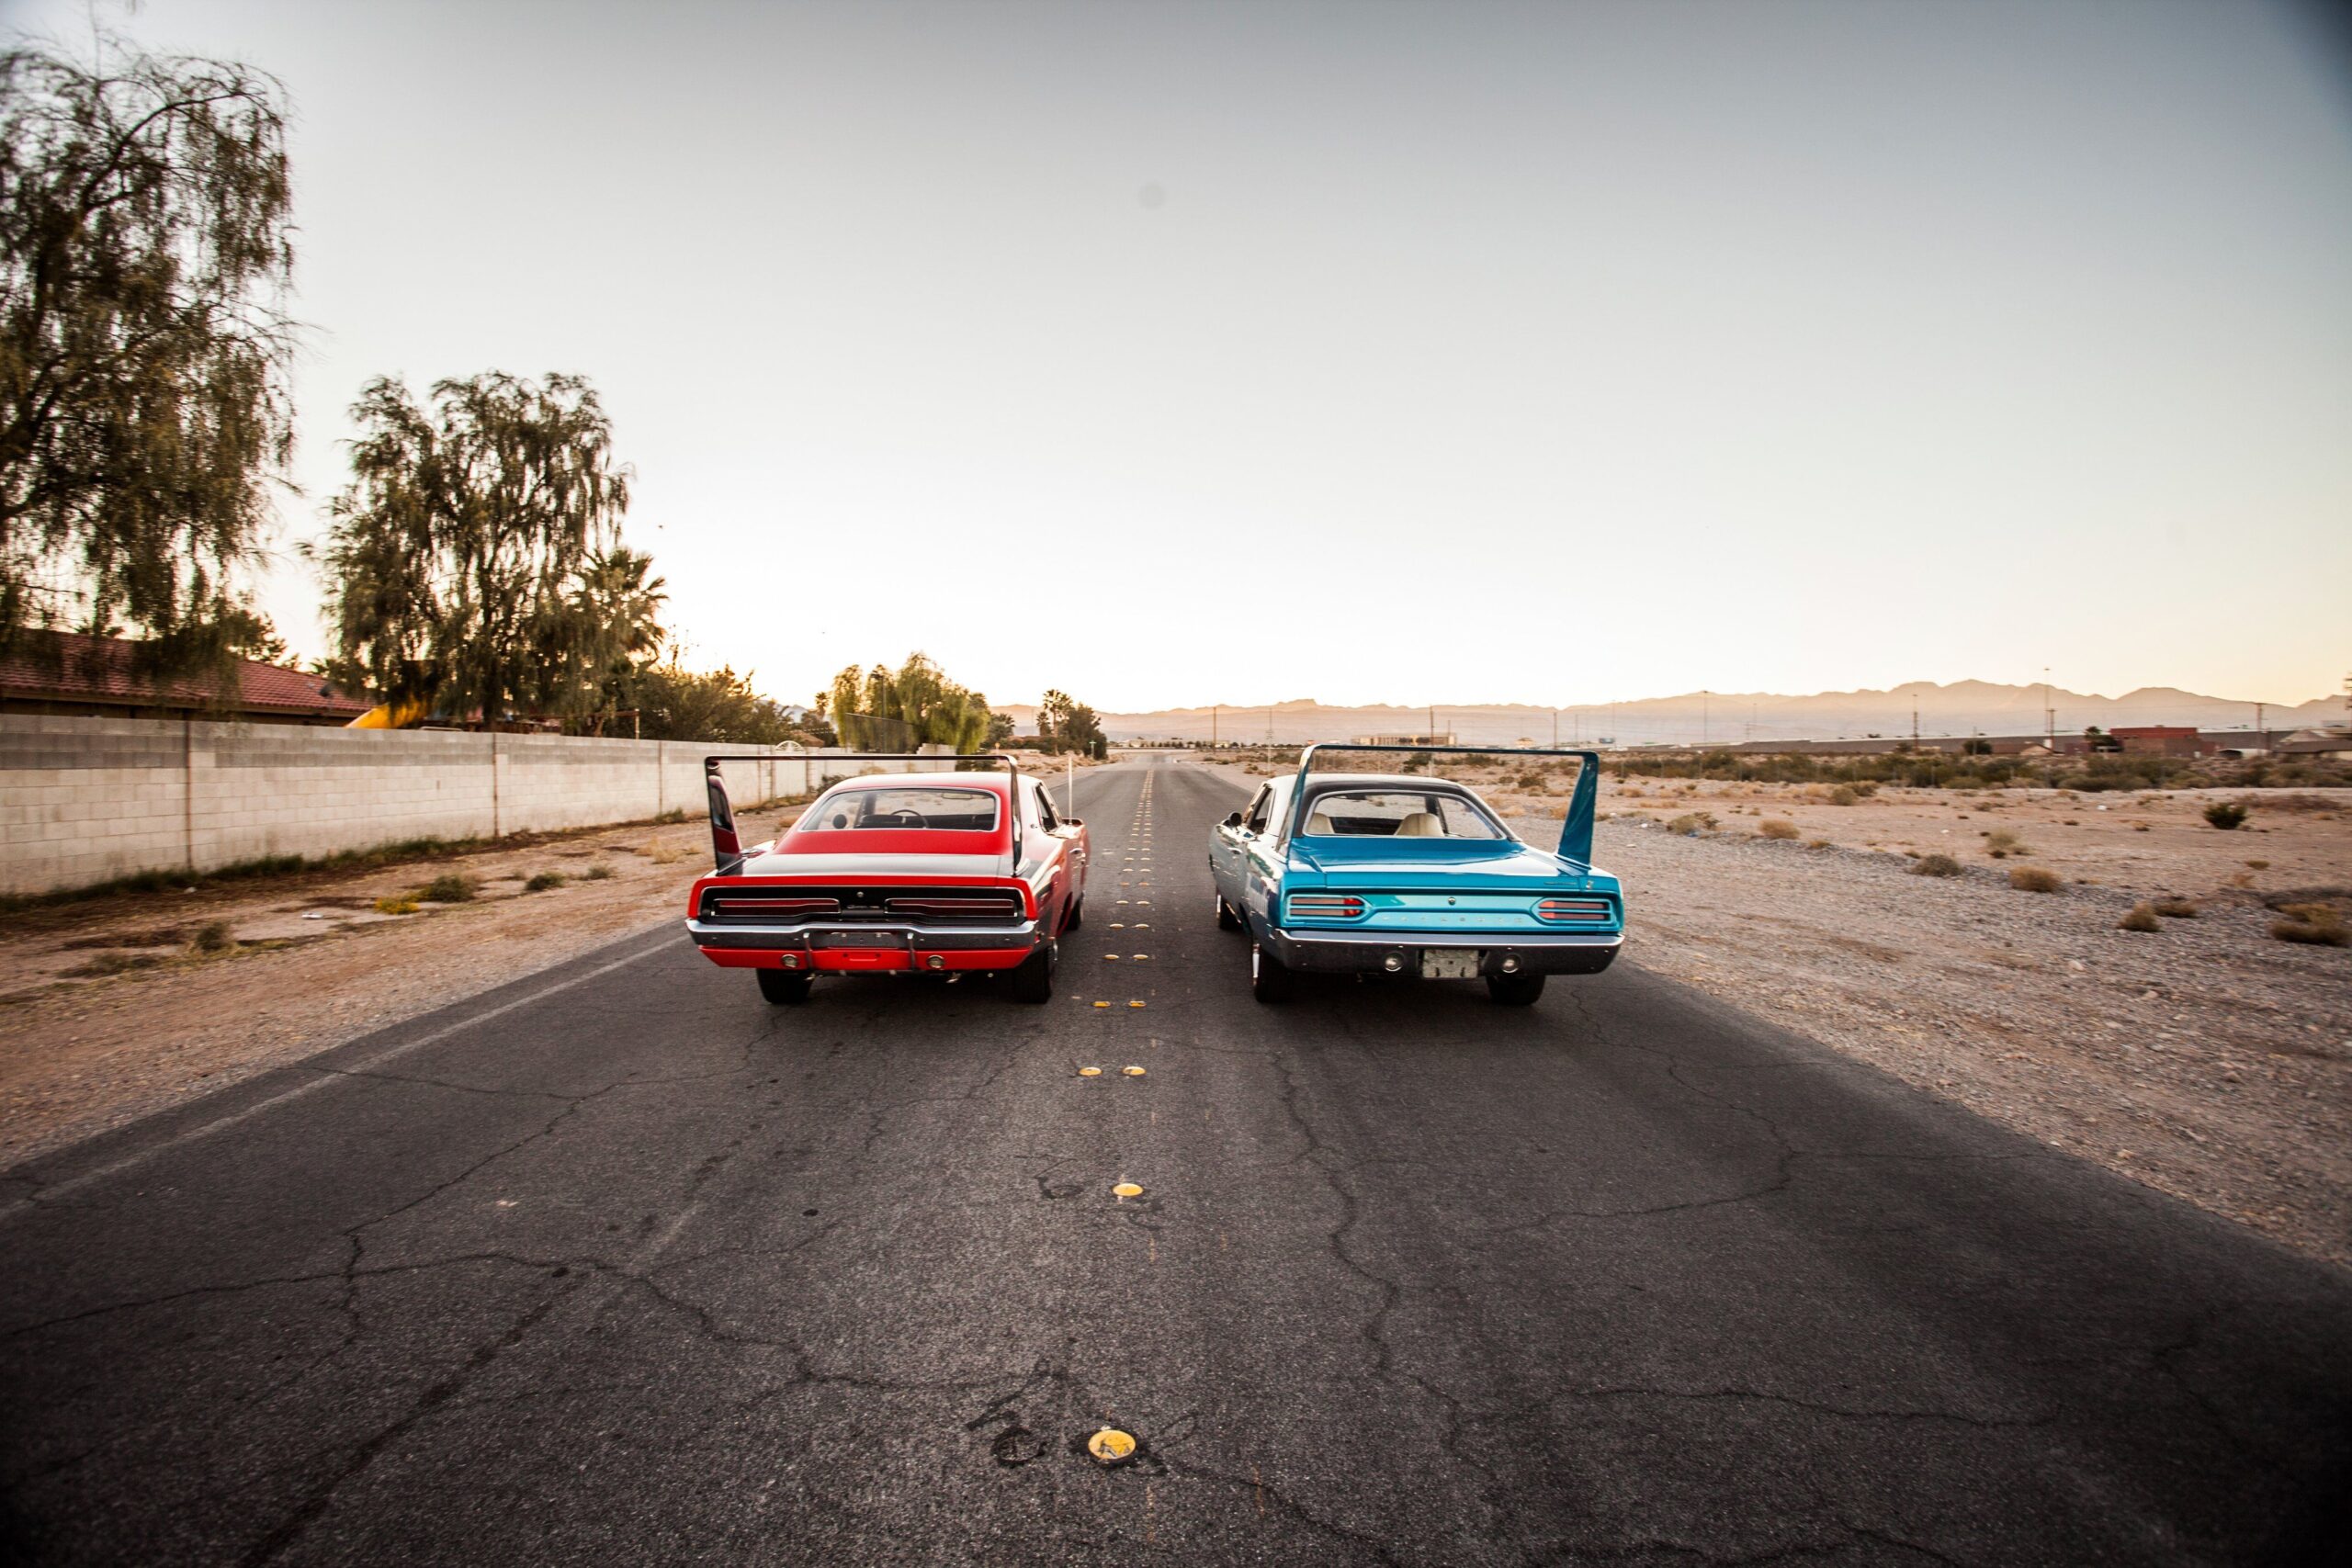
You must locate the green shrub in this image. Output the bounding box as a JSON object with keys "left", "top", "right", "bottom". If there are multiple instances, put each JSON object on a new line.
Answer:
{"left": 1826, "top": 784, "right": 1860, "bottom": 806}
{"left": 2119, "top": 903, "right": 2161, "bottom": 932}
{"left": 584, "top": 863, "right": 616, "bottom": 880}
{"left": 1757, "top": 818, "right": 1799, "bottom": 840}
{"left": 2008, "top": 867, "right": 2062, "bottom": 893}
{"left": 1912, "top": 854, "right": 1962, "bottom": 878}
{"left": 1664, "top": 812, "right": 1716, "bottom": 836}
{"left": 1984, "top": 829, "right": 2027, "bottom": 858}
{"left": 374, "top": 896, "right": 421, "bottom": 915}
{"left": 190, "top": 919, "right": 236, "bottom": 953}
{"left": 418, "top": 874, "right": 478, "bottom": 903}
{"left": 524, "top": 871, "right": 567, "bottom": 893}
{"left": 2203, "top": 801, "right": 2248, "bottom": 830}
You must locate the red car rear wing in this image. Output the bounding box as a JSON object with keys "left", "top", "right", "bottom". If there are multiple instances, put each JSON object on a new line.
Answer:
{"left": 702, "top": 751, "right": 1025, "bottom": 875}
{"left": 1285, "top": 744, "right": 1603, "bottom": 865}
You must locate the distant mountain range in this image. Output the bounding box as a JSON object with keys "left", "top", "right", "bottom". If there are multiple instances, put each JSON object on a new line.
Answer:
{"left": 999, "top": 682, "right": 2342, "bottom": 748}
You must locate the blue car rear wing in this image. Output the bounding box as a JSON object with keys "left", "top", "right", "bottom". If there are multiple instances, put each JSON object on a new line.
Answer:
{"left": 1284, "top": 744, "right": 1603, "bottom": 866}
{"left": 702, "top": 750, "right": 1024, "bottom": 875}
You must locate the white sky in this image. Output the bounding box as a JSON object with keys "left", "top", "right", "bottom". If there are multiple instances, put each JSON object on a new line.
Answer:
{"left": 9, "top": 0, "right": 2348, "bottom": 711}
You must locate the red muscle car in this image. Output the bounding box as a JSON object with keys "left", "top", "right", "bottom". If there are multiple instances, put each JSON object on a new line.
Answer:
{"left": 687, "top": 754, "right": 1088, "bottom": 1005}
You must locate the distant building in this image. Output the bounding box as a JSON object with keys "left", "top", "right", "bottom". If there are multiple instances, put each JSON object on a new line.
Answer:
{"left": 1350, "top": 732, "right": 1457, "bottom": 747}
{"left": 2275, "top": 728, "right": 2352, "bottom": 760}
{"left": 2108, "top": 726, "right": 2211, "bottom": 758}
{"left": 0, "top": 630, "right": 368, "bottom": 726}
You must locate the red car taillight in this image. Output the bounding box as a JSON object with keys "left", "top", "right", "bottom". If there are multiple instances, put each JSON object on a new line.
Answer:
{"left": 1288, "top": 894, "right": 1366, "bottom": 919}
{"left": 713, "top": 897, "right": 838, "bottom": 916}
{"left": 1536, "top": 897, "right": 1611, "bottom": 923}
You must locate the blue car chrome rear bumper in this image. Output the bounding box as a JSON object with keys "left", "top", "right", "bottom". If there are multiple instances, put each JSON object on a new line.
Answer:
{"left": 1262, "top": 926, "right": 1622, "bottom": 976}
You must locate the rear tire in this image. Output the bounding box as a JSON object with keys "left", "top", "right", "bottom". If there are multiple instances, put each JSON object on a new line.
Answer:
{"left": 1010, "top": 943, "right": 1057, "bottom": 1003}
{"left": 1216, "top": 895, "right": 1242, "bottom": 931}
{"left": 1251, "top": 943, "right": 1295, "bottom": 1003}
{"left": 757, "top": 968, "right": 814, "bottom": 1006}
{"left": 1486, "top": 972, "right": 1545, "bottom": 1006}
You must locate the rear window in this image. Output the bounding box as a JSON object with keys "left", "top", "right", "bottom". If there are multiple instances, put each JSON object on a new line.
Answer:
{"left": 1299, "top": 789, "right": 1505, "bottom": 840}
{"left": 799, "top": 786, "right": 1001, "bottom": 832}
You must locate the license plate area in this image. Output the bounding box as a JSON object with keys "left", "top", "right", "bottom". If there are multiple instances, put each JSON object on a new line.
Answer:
{"left": 817, "top": 930, "right": 905, "bottom": 949}
{"left": 1419, "top": 948, "right": 1482, "bottom": 979}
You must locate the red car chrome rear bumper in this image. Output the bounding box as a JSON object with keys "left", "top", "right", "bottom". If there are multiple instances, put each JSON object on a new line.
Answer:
{"left": 686, "top": 916, "right": 1046, "bottom": 976}
{"left": 698, "top": 944, "right": 1036, "bottom": 974}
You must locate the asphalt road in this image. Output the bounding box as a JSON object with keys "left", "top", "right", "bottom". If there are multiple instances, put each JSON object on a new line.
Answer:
{"left": 4, "top": 756, "right": 2348, "bottom": 1566}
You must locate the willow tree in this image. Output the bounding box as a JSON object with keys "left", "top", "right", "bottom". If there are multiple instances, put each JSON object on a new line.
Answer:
{"left": 315, "top": 372, "right": 632, "bottom": 725}
{"left": 0, "top": 39, "right": 295, "bottom": 671}
{"left": 827, "top": 653, "right": 994, "bottom": 751}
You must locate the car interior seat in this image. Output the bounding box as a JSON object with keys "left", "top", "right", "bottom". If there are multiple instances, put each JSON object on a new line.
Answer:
{"left": 1306, "top": 809, "right": 1336, "bottom": 835}
{"left": 1395, "top": 811, "right": 1443, "bottom": 837}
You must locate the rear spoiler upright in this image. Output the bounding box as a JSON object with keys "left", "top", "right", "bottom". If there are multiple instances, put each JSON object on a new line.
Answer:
{"left": 1284, "top": 744, "right": 1603, "bottom": 865}
{"left": 702, "top": 750, "right": 1025, "bottom": 875}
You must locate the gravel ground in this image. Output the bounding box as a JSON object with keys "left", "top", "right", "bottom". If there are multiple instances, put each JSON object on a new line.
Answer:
{"left": 1509, "top": 808, "right": 2351, "bottom": 1264}
{"left": 0, "top": 816, "right": 729, "bottom": 1168}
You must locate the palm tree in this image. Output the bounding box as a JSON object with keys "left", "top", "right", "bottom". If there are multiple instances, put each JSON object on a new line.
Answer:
{"left": 571, "top": 547, "right": 667, "bottom": 732}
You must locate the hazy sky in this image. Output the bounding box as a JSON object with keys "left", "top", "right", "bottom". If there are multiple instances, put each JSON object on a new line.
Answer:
{"left": 8, "top": 0, "right": 2348, "bottom": 711}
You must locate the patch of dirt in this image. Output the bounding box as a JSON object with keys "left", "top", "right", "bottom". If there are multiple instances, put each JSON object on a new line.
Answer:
{"left": 1498, "top": 784, "right": 2352, "bottom": 1265}
{"left": 0, "top": 806, "right": 789, "bottom": 1168}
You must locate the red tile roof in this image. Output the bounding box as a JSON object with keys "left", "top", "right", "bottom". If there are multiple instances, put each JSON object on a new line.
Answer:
{"left": 0, "top": 630, "right": 370, "bottom": 718}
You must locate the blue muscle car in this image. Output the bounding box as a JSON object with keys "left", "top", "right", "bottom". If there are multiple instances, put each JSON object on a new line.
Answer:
{"left": 1208, "top": 746, "right": 1623, "bottom": 1005}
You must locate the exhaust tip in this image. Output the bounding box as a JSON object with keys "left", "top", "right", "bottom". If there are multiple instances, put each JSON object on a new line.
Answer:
{"left": 924, "top": 953, "right": 946, "bottom": 971}
{"left": 1383, "top": 953, "right": 1403, "bottom": 972}
{"left": 1501, "top": 956, "right": 1521, "bottom": 974}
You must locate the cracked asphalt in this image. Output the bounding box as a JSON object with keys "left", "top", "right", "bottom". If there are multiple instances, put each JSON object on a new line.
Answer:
{"left": 3, "top": 755, "right": 2348, "bottom": 1565}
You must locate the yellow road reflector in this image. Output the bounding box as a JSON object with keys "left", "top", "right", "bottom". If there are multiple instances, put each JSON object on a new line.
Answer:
{"left": 1109, "top": 922, "right": 1125, "bottom": 929}
{"left": 1111, "top": 1182, "right": 1144, "bottom": 1199}
{"left": 1124, "top": 1066, "right": 1147, "bottom": 1077}
{"left": 1135, "top": 923, "right": 1149, "bottom": 929}
{"left": 1093, "top": 1000, "right": 1112, "bottom": 1009}
{"left": 1079, "top": 1066, "right": 1102, "bottom": 1077}
{"left": 1128, "top": 1000, "right": 1146, "bottom": 1009}
{"left": 1104, "top": 953, "right": 1121, "bottom": 961}
{"left": 1132, "top": 953, "right": 1149, "bottom": 960}
{"left": 1088, "top": 1427, "right": 1137, "bottom": 1464}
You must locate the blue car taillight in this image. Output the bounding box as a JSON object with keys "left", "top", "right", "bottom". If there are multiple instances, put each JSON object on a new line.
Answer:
{"left": 1287, "top": 893, "right": 1366, "bottom": 920}
{"left": 1535, "top": 897, "right": 1612, "bottom": 923}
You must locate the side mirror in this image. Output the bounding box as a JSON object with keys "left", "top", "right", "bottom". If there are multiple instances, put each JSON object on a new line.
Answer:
{"left": 1222, "top": 811, "right": 1244, "bottom": 829}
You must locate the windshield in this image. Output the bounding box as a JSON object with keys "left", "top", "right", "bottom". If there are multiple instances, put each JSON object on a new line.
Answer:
{"left": 798, "top": 786, "right": 1001, "bottom": 832}
{"left": 1299, "top": 789, "right": 1507, "bottom": 840}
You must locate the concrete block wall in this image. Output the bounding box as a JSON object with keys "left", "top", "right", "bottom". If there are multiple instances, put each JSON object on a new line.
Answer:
{"left": 0, "top": 715, "right": 943, "bottom": 897}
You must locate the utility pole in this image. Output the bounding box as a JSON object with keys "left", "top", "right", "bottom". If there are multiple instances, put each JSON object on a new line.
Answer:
{"left": 2254, "top": 701, "right": 2264, "bottom": 750}
{"left": 1702, "top": 690, "right": 1709, "bottom": 748}
{"left": 1428, "top": 705, "right": 1436, "bottom": 744}
{"left": 2043, "top": 669, "right": 2054, "bottom": 750}
{"left": 1211, "top": 704, "right": 1218, "bottom": 749}
{"left": 1551, "top": 709, "right": 1558, "bottom": 746}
